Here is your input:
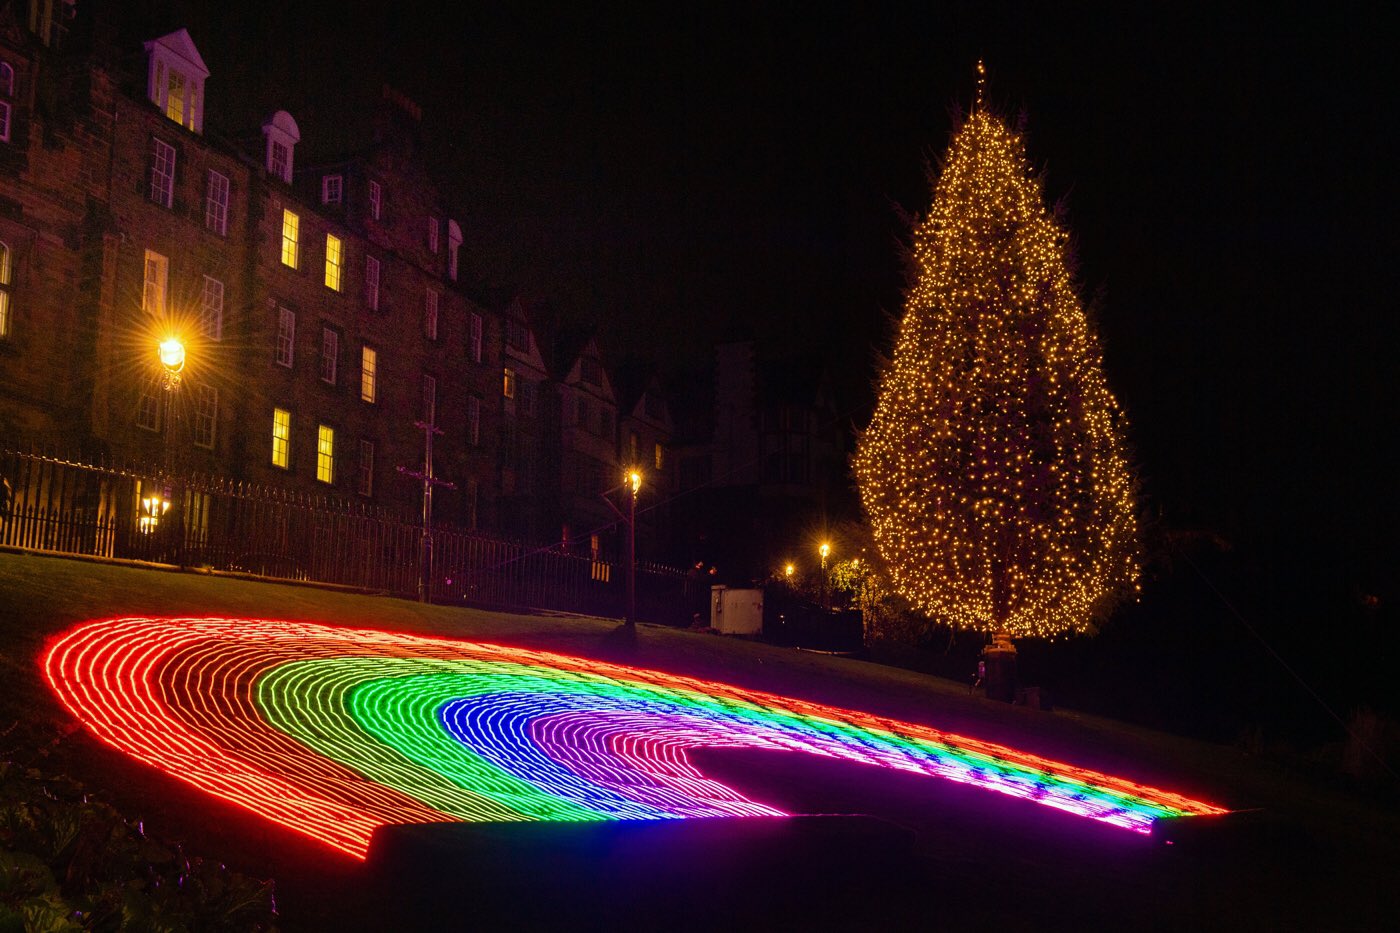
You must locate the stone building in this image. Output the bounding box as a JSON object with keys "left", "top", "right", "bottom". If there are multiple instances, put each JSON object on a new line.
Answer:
{"left": 0, "top": 11, "right": 707, "bottom": 570}
{"left": 0, "top": 19, "right": 516, "bottom": 531}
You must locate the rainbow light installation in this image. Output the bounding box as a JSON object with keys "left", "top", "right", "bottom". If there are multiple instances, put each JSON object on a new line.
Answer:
{"left": 43, "top": 617, "right": 1226, "bottom": 859}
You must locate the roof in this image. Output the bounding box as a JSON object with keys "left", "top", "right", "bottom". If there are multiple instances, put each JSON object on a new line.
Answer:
{"left": 143, "top": 28, "right": 209, "bottom": 78}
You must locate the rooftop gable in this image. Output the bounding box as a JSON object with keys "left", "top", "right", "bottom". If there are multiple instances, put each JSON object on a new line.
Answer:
{"left": 143, "top": 28, "right": 209, "bottom": 79}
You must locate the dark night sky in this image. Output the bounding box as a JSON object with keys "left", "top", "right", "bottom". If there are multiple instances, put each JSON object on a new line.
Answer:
{"left": 125, "top": 2, "right": 1397, "bottom": 615}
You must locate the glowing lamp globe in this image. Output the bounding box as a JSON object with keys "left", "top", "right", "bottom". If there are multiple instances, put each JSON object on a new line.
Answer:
{"left": 158, "top": 337, "right": 186, "bottom": 374}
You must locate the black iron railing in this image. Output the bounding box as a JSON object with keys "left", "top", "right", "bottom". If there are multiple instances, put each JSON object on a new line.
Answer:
{"left": 0, "top": 448, "right": 701, "bottom": 625}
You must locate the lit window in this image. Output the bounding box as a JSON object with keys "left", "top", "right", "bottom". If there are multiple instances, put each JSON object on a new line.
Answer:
{"left": 503, "top": 366, "right": 516, "bottom": 399}
{"left": 280, "top": 210, "right": 298, "bottom": 268}
{"left": 149, "top": 138, "right": 175, "bottom": 208}
{"left": 320, "top": 327, "right": 338, "bottom": 384}
{"left": 322, "top": 174, "right": 342, "bottom": 205}
{"left": 271, "top": 408, "right": 290, "bottom": 468}
{"left": 316, "top": 424, "right": 334, "bottom": 483}
{"left": 142, "top": 250, "right": 168, "bottom": 314}
{"left": 427, "top": 218, "right": 439, "bottom": 253}
{"left": 193, "top": 384, "right": 217, "bottom": 448}
{"left": 422, "top": 373, "right": 436, "bottom": 425}
{"left": 358, "top": 439, "right": 374, "bottom": 497}
{"left": 468, "top": 312, "right": 483, "bottom": 363}
{"left": 655, "top": 443, "right": 664, "bottom": 471}
{"left": 204, "top": 171, "right": 229, "bottom": 235}
{"left": 0, "top": 240, "right": 10, "bottom": 338}
{"left": 275, "top": 306, "right": 295, "bottom": 367}
{"left": 364, "top": 255, "right": 380, "bottom": 310}
{"left": 368, "top": 180, "right": 382, "bottom": 220}
{"left": 467, "top": 395, "right": 480, "bottom": 446}
{"left": 165, "top": 69, "right": 185, "bottom": 125}
{"left": 200, "top": 276, "right": 223, "bottom": 340}
{"left": 270, "top": 141, "right": 289, "bottom": 183}
{"left": 360, "top": 346, "right": 377, "bottom": 403}
{"left": 187, "top": 85, "right": 200, "bottom": 133}
{"left": 424, "top": 288, "right": 439, "bottom": 339}
{"left": 324, "top": 234, "right": 342, "bottom": 291}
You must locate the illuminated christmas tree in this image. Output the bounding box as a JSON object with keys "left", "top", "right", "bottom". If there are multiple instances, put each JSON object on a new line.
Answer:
{"left": 854, "top": 66, "right": 1140, "bottom": 639}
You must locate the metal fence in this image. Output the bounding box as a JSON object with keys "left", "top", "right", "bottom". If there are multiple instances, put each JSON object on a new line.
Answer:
{"left": 0, "top": 448, "right": 700, "bottom": 625}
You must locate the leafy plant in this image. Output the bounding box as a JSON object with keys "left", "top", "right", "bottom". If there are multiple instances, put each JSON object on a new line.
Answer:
{"left": 0, "top": 762, "right": 276, "bottom": 932}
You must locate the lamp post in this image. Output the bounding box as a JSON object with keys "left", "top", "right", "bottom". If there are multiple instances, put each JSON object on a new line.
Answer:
{"left": 397, "top": 420, "right": 454, "bottom": 603}
{"left": 157, "top": 336, "right": 185, "bottom": 562}
{"left": 601, "top": 468, "right": 642, "bottom": 633}
{"left": 626, "top": 469, "right": 640, "bottom": 631}
{"left": 819, "top": 542, "right": 831, "bottom": 609}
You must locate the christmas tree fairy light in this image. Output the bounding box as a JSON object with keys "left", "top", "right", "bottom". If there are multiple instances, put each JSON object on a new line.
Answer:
{"left": 855, "top": 64, "right": 1140, "bottom": 638}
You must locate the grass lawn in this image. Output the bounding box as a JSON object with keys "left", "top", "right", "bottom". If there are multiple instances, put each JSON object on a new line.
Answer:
{"left": 2, "top": 549, "right": 1396, "bottom": 930}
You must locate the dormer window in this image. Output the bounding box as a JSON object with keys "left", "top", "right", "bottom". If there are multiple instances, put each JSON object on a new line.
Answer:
{"left": 144, "top": 29, "right": 209, "bottom": 134}
{"left": 260, "top": 110, "right": 300, "bottom": 184}
{"left": 322, "top": 174, "right": 342, "bottom": 205}
{"left": 166, "top": 70, "right": 185, "bottom": 124}
{"left": 270, "top": 142, "right": 288, "bottom": 179}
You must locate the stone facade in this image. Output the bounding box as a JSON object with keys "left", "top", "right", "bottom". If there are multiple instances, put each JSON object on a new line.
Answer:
{"left": 0, "top": 23, "right": 512, "bottom": 529}
{"left": 0, "top": 18, "right": 696, "bottom": 559}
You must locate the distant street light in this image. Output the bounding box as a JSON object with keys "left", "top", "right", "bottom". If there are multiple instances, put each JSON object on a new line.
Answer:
{"left": 819, "top": 542, "right": 831, "bottom": 609}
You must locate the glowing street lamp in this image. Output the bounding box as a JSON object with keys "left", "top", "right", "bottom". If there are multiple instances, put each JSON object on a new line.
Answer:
{"left": 158, "top": 335, "right": 185, "bottom": 390}
{"left": 784, "top": 563, "right": 795, "bottom": 580}
{"left": 819, "top": 542, "right": 831, "bottom": 609}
